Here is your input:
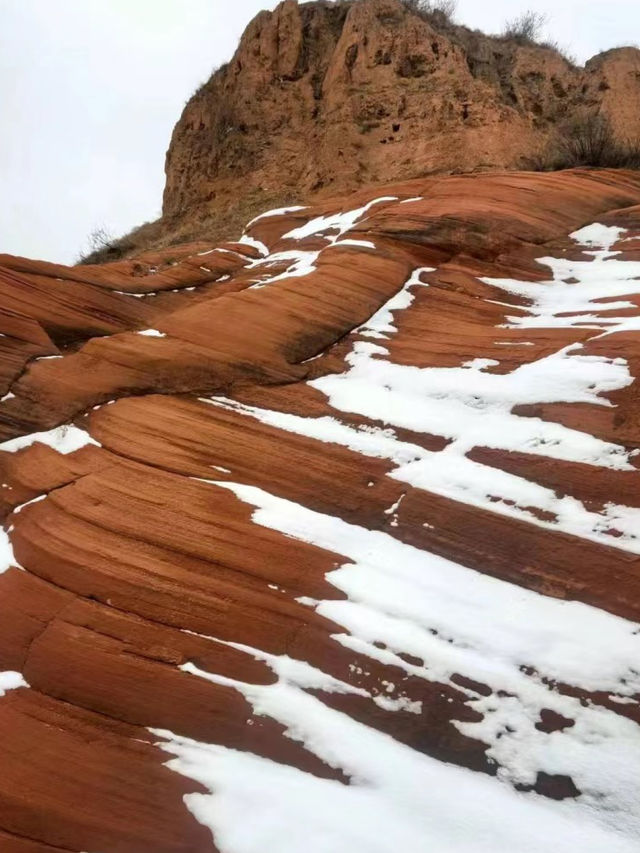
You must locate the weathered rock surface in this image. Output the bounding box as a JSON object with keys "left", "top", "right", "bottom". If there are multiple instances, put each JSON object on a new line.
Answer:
{"left": 157, "top": 0, "right": 640, "bottom": 247}
{"left": 1, "top": 168, "right": 640, "bottom": 851}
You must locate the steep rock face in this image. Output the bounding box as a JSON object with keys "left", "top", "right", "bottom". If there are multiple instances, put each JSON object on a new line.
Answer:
{"left": 1, "top": 169, "right": 640, "bottom": 850}
{"left": 162, "top": 0, "right": 640, "bottom": 228}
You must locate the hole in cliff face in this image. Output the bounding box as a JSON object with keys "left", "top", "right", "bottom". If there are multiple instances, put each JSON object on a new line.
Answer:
{"left": 374, "top": 48, "right": 392, "bottom": 65}
{"left": 311, "top": 71, "right": 324, "bottom": 100}
{"left": 393, "top": 123, "right": 401, "bottom": 132}
{"left": 345, "top": 43, "right": 358, "bottom": 71}
{"left": 377, "top": 11, "right": 403, "bottom": 26}
{"left": 551, "top": 77, "right": 566, "bottom": 98}
{"left": 397, "top": 55, "right": 428, "bottom": 78}
{"left": 462, "top": 105, "right": 469, "bottom": 121}
{"left": 431, "top": 40, "right": 440, "bottom": 58}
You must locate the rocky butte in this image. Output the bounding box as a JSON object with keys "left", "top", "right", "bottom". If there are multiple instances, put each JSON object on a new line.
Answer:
{"left": 105, "top": 0, "right": 640, "bottom": 255}
{"left": 0, "top": 1, "right": 640, "bottom": 852}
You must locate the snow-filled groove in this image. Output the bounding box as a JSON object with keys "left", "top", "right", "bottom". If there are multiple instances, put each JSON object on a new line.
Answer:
{"left": 2, "top": 177, "right": 640, "bottom": 853}
{"left": 151, "top": 221, "right": 640, "bottom": 853}
{"left": 203, "top": 249, "right": 640, "bottom": 553}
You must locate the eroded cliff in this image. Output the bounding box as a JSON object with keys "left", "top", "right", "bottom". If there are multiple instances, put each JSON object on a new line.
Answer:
{"left": 154, "top": 0, "right": 640, "bottom": 247}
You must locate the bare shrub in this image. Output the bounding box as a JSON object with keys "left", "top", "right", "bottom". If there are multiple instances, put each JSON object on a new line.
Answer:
{"left": 77, "top": 226, "right": 136, "bottom": 265}
{"left": 562, "top": 114, "right": 620, "bottom": 166}
{"left": 401, "top": 0, "right": 457, "bottom": 24}
{"left": 88, "top": 227, "right": 114, "bottom": 254}
{"left": 503, "top": 10, "right": 547, "bottom": 45}
{"left": 544, "top": 40, "right": 577, "bottom": 66}
{"left": 534, "top": 113, "right": 640, "bottom": 170}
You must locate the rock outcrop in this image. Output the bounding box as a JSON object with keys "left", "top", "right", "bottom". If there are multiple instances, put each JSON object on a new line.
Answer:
{"left": 1, "top": 168, "right": 640, "bottom": 850}
{"left": 157, "top": 0, "right": 640, "bottom": 246}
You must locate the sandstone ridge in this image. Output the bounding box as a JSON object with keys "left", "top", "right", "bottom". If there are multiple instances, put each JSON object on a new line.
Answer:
{"left": 1, "top": 168, "right": 640, "bottom": 850}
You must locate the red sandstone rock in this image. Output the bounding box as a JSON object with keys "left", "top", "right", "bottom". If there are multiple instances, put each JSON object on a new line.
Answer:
{"left": 2, "top": 168, "right": 640, "bottom": 850}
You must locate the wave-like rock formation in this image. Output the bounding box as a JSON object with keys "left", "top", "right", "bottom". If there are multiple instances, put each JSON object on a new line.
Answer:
{"left": 1, "top": 168, "right": 640, "bottom": 851}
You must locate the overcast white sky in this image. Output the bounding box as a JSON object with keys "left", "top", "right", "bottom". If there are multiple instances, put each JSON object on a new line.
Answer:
{"left": 0, "top": 0, "right": 638, "bottom": 264}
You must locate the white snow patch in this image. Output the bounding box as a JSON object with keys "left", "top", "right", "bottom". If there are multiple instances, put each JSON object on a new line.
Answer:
{"left": 282, "top": 197, "right": 398, "bottom": 242}
{"left": 204, "top": 340, "right": 640, "bottom": 552}
{"left": 0, "top": 529, "right": 19, "bottom": 573}
{"left": 571, "top": 223, "right": 626, "bottom": 252}
{"left": 333, "top": 239, "right": 376, "bottom": 249}
{"left": 209, "top": 481, "right": 640, "bottom": 836}
{"left": 357, "top": 266, "right": 433, "bottom": 339}
{"left": 154, "top": 690, "right": 638, "bottom": 853}
{"left": 0, "top": 671, "right": 27, "bottom": 695}
{"left": 238, "top": 234, "right": 269, "bottom": 257}
{"left": 11, "top": 494, "right": 47, "bottom": 515}
{"left": 0, "top": 425, "right": 100, "bottom": 455}
{"left": 246, "top": 206, "right": 307, "bottom": 228}
{"left": 484, "top": 223, "right": 640, "bottom": 336}
{"left": 248, "top": 250, "right": 320, "bottom": 288}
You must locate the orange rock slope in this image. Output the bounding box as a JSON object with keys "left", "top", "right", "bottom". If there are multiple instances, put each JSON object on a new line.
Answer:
{"left": 1, "top": 168, "right": 640, "bottom": 852}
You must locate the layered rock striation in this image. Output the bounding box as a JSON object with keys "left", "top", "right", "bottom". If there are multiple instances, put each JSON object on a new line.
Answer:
{"left": 1, "top": 168, "right": 640, "bottom": 850}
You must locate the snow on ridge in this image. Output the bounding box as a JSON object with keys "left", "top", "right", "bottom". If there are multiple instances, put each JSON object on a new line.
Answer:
{"left": 155, "top": 221, "right": 640, "bottom": 852}
{"left": 358, "top": 266, "right": 433, "bottom": 338}
{"left": 484, "top": 223, "right": 640, "bottom": 335}
{"left": 238, "top": 234, "right": 269, "bottom": 257}
{"left": 248, "top": 250, "right": 321, "bottom": 288}
{"left": 154, "top": 717, "right": 639, "bottom": 853}
{"left": 246, "top": 205, "right": 308, "bottom": 229}
{"left": 571, "top": 223, "right": 626, "bottom": 252}
{"left": 203, "top": 253, "right": 640, "bottom": 552}
{"left": 0, "top": 425, "right": 100, "bottom": 455}
{"left": 0, "top": 528, "right": 21, "bottom": 574}
{"left": 235, "top": 197, "right": 401, "bottom": 289}
{"left": 282, "top": 196, "right": 398, "bottom": 242}
{"left": 332, "top": 238, "right": 376, "bottom": 249}
{"left": 209, "top": 481, "right": 640, "bottom": 834}
{"left": 152, "top": 476, "right": 640, "bottom": 849}
{"left": 0, "top": 671, "right": 27, "bottom": 696}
